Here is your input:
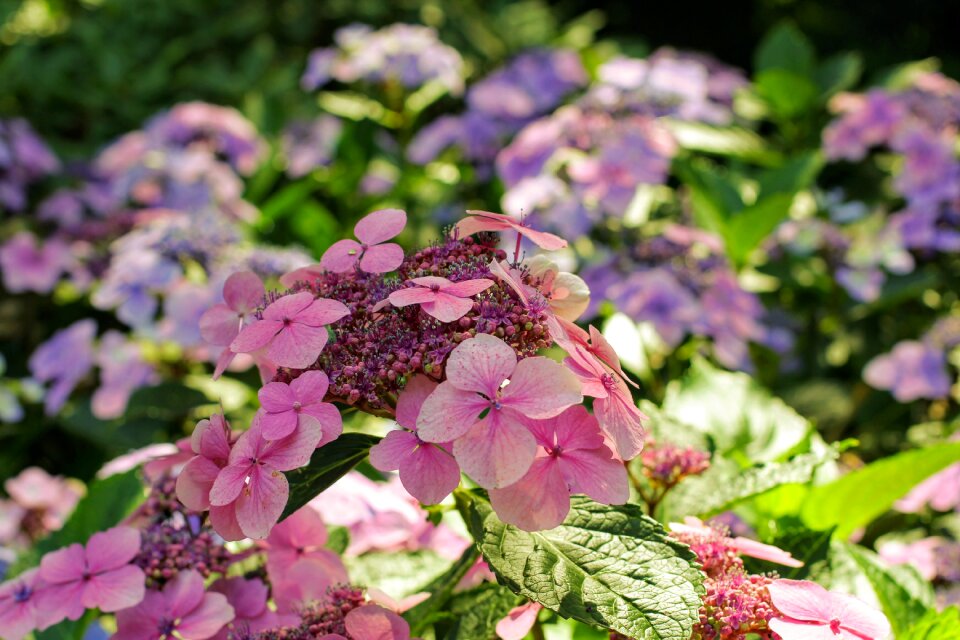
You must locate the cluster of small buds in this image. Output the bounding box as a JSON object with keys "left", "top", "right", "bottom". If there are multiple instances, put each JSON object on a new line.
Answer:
{"left": 671, "top": 522, "right": 745, "bottom": 577}
{"left": 640, "top": 439, "right": 712, "bottom": 489}
{"left": 231, "top": 585, "right": 365, "bottom": 640}
{"left": 694, "top": 571, "right": 777, "bottom": 640}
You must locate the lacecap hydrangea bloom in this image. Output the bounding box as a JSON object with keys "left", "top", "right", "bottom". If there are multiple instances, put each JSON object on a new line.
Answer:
{"left": 189, "top": 208, "right": 648, "bottom": 534}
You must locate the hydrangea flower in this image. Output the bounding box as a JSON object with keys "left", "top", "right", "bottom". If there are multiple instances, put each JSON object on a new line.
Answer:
{"left": 113, "top": 570, "right": 234, "bottom": 640}
{"left": 176, "top": 414, "right": 234, "bottom": 514}
{"left": 258, "top": 370, "right": 342, "bottom": 443}
{"left": 385, "top": 276, "right": 494, "bottom": 323}
{"left": 28, "top": 319, "right": 97, "bottom": 415}
{"left": 863, "top": 340, "right": 952, "bottom": 401}
{"left": 262, "top": 507, "right": 348, "bottom": 584}
{"left": 0, "top": 232, "right": 70, "bottom": 294}
{"left": 0, "top": 569, "right": 52, "bottom": 640}
{"left": 767, "top": 579, "right": 892, "bottom": 640}
{"left": 208, "top": 577, "right": 294, "bottom": 640}
{"left": 282, "top": 116, "right": 343, "bottom": 178}
{"left": 92, "top": 331, "right": 157, "bottom": 419}
{"left": 320, "top": 208, "right": 407, "bottom": 274}
{"left": 0, "top": 118, "right": 59, "bottom": 211}
{"left": 455, "top": 209, "right": 567, "bottom": 252}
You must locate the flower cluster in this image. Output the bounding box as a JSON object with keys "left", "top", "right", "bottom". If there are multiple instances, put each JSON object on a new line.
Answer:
{"left": 0, "top": 118, "right": 59, "bottom": 212}
{"left": 864, "top": 315, "right": 960, "bottom": 402}
{"left": 0, "top": 468, "right": 83, "bottom": 560}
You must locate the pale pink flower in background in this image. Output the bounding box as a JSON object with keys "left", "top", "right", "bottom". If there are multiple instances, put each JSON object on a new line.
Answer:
{"left": 386, "top": 276, "right": 494, "bottom": 323}
{"left": 343, "top": 604, "right": 412, "bottom": 640}
{"left": 209, "top": 414, "right": 321, "bottom": 540}
{"left": 97, "top": 443, "right": 180, "bottom": 479}
{"left": 230, "top": 291, "right": 349, "bottom": 370}
{"left": 896, "top": 461, "right": 960, "bottom": 513}
{"left": 37, "top": 526, "right": 146, "bottom": 622}
{"left": 258, "top": 370, "right": 342, "bottom": 443}
{"left": 320, "top": 208, "right": 406, "bottom": 273}
{"left": 496, "top": 601, "right": 542, "bottom": 640}
{"left": 0, "top": 231, "right": 70, "bottom": 294}
{"left": 455, "top": 210, "right": 567, "bottom": 250}
{"left": 176, "top": 414, "right": 233, "bottom": 513}
{"left": 0, "top": 569, "right": 53, "bottom": 640}
{"left": 262, "top": 507, "right": 348, "bottom": 584}
{"left": 91, "top": 331, "right": 158, "bottom": 419}
{"left": 370, "top": 375, "right": 461, "bottom": 504}
{"left": 113, "top": 570, "right": 234, "bottom": 640}
{"left": 366, "top": 587, "right": 430, "bottom": 613}
{"left": 490, "top": 406, "right": 628, "bottom": 530}
{"left": 877, "top": 538, "right": 942, "bottom": 581}
{"left": 417, "top": 333, "right": 582, "bottom": 488}
{"left": 5, "top": 466, "right": 83, "bottom": 530}
{"left": 142, "top": 437, "right": 194, "bottom": 481}
{"left": 564, "top": 344, "right": 646, "bottom": 460}
{"left": 767, "top": 579, "right": 891, "bottom": 640}
{"left": 199, "top": 271, "right": 266, "bottom": 378}
{"left": 209, "top": 577, "right": 295, "bottom": 640}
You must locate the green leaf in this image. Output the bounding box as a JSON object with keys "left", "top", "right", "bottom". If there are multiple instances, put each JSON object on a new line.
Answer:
{"left": 841, "top": 543, "right": 935, "bottom": 636}
{"left": 126, "top": 382, "right": 208, "bottom": 419}
{"left": 815, "top": 52, "right": 863, "bottom": 97}
{"left": 443, "top": 584, "right": 525, "bottom": 640}
{"left": 661, "top": 120, "right": 782, "bottom": 166}
{"left": 726, "top": 193, "right": 796, "bottom": 266}
{"left": 456, "top": 491, "right": 704, "bottom": 640}
{"left": 755, "top": 523, "right": 835, "bottom": 580}
{"left": 755, "top": 22, "right": 816, "bottom": 76}
{"left": 673, "top": 158, "right": 741, "bottom": 235}
{"left": 668, "top": 444, "right": 844, "bottom": 519}
{"left": 405, "top": 546, "right": 482, "bottom": 635}
{"left": 801, "top": 441, "right": 960, "bottom": 538}
{"left": 281, "top": 433, "right": 381, "bottom": 520}
{"left": 754, "top": 69, "right": 820, "bottom": 118}
{"left": 347, "top": 549, "right": 452, "bottom": 598}
{"left": 757, "top": 151, "right": 824, "bottom": 198}
{"left": 325, "top": 525, "right": 350, "bottom": 555}
{"left": 902, "top": 607, "right": 960, "bottom": 640}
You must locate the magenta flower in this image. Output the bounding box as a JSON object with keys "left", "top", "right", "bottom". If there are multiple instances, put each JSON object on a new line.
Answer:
{"left": 209, "top": 414, "right": 322, "bottom": 540}
{"left": 199, "top": 271, "right": 266, "bottom": 378}
{"left": 489, "top": 406, "right": 628, "bottom": 530}
{"left": 258, "top": 370, "right": 342, "bottom": 443}
{"left": 320, "top": 208, "right": 407, "bottom": 273}
{"left": 208, "top": 577, "right": 295, "bottom": 640}
{"left": 0, "top": 569, "right": 53, "bottom": 640}
{"left": 387, "top": 276, "right": 494, "bottom": 323}
{"left": 416, "top": 333, "right": 582, "bottom": 489}
{"left": 37, "top": 526, "right": 146, "bottom": 622}
{"left": 176, "top": 414, "right": 233, "bottom": 513}
{"left": 455, "top": 209, "right": 567, "bottom": 250}
{"left": 113, "top": 570, "right": 234, "bottom": 640}
{"left": 369, "top": 375, "right": 462, "bottom": 504}
{"left": 340, "top": 604, "right": 412, "bottom": 640}
{"left": 767, "top": 579, "right": 891, "bottom": 640}
{"left": 564, "top": 345, "right": 647, "bottom": 460}
{"left": 230, "top": 291, "right": 349, "bottom": 370}
{"left": 262, "top": 507, "right": 349, "bottom": 584}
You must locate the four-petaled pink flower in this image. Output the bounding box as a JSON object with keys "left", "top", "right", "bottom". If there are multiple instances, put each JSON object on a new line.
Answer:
{"left": 455, "top": 210, "right": 567, "bottom": 250}
{"left": 387, "top": 276, "right": 494, "bottom": 323}
{"left": 230, "top": 291, "right": 349, "bottom": 370}
{"left": 113, "top": 570, "right": 234, "bottom": 640}
{"left": 209, "top": 414, "right": 322, "bottom": 540}
{"left": 0, "top": 569, "right": 53, "bottom": 640}
{"left": 176, "top": 414, "right": 237, "bottom": 535}
{"left": 370, "top": 375, "right": 461, "bottom": 504}
{"left": 496, "top": 602, "right": 543, "bottom": 640}
{"left": 209, "top": 577, "right": 296, "bottom": 640}
{"left": 199, "top": 271, "right": 266, "bottom": 378}
{"left": 258, "top": 370, "right": 342, "bottom": 444}
{"left": 767, "top": 579, "right": 891, "bottom": 640}
{"left": 321, "top": 208, "right": 407, "bottom": 273}
{"left": 322, "top": 604, "right": 413, "bottom": 640}
{"left": 490, "top": 406, "right": 628, "bottom": 531}
{"left": 417, "top": 334, "right": 582, "bottom": 489}
{"left": 262, "top": 507, "right": 349, "bottom": 585}
{"left": 37, "top": 526, "right": 146, "bottom": 623}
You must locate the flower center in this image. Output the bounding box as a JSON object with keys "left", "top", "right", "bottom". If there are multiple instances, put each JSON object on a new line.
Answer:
{"left": 430, "top": 284, "right": 440, "bottom": 292}
{"left": 549, "top": 446, "right": 563, "bottom": 458}
{"left": 292, "top": 401, "right": 302, "bottom": 413}
{"left": 600, "top": 373, "right": 616, "bottom": 391}
{"left": 12, "top": 583, "right": 32, "bottom": 603}
{"left": 158, "top": 618, "right": 176, "bottom": 637}
{"left": 282, "top": 317, "right": 292, "bottom": 327}
{"left": 829, "top": 619, "right": 842, "bottom": 634}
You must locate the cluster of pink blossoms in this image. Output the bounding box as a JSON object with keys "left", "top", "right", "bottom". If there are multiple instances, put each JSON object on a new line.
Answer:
{"left": 188, "top": 208, "right": 648, "bottom": 535}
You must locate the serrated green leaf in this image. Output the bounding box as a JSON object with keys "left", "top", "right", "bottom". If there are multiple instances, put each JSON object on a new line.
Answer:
{"left": 801, "top": 441, "right": 960, "bottom": 538}
{"left": 902, "top": 606, "right": 960, "bottom": 640}
{"left": 841, "top": 543, "right": 934, "bottom": 636}
{"left": 755, "top": 22, "right": 816, "bottom": 76}
{"left": 281, "top": 433, "right": 381, "bottom": 520}
{"left": 443, "top": 583, "right": 524, "bottom": 640}
{"left": 456, "top": 491, "right": 704, "bottom": 640}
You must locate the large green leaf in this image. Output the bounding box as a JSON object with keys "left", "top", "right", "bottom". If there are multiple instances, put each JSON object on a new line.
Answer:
{"left": 281, "top": 433, "right": 381, "bottom": 520}
{"left": 757, "top": 151, "right": 824, "bottom": 198}
{"left": 456, "top": 491, "right": 704, "bottom": 640}
{"left": 443, "top": 584, "right": 525, "bottom": 640}
{"left": 754, "top": 22, "right": 816, "bottom": 76}
{"left": 902, "top": 607, "right": 960, "bottom": 640}
{"left": 801, "top": 441, "right": 960, "bottom": 538}
{"left": 662, "top": 120, "right": 782, "bottom": 165}
{"left": 814, "top": 52, "right": 863, "bottom": 97}
{"left": 754, "top": 69, "right": 820, "bottom": 118}
{"left": 726, "top": 193, "right": 796, "bottom": 267}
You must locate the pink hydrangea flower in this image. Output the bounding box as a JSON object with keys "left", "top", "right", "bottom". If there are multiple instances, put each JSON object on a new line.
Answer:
{"left": 176, "top": 414, "right": 234, "bottom": 514}
{"left": 113, "top": 570, "right": 234, "bottom": 640}
{"left": 209, "top": 577, "right": 295, "bottom": 640}
{"left": 563, "top": 344, "right": 646, "bottom": 460}
{"left": 320, "top": 208, "right": 407, "bottom": 273}
{"left": 670, "top": 518, "right": 803, "bottom": 568}
{"left": 496, "top": 602, "right": 543, "bottom": 640}
{"left": 258, "top": 370, "right": 342, "bottom": 443}
{"left": 896, "top": 461, "right": 960, "bottom": 513}
{"left": 0, "top": 569, "right": 54, "bottom": 640}
{"left": 386, "top": 276, "right": 494, "bottom": 323}
{"left": 209, "top": 414, "right": 322, "bottom": 540}
{"left": 230, "top": 291, "right": 349, "bottom": 370}
{"left": 0, "top": 232, "right": 69, "bottom": 294}
{"left": 416, "top": 333, "right": 582, "bottom": 489}
{"left": 767, "top": 579, "right": 891, "bottom": 640}
{"left": 322, "top": 604, "right": 412, "bottom": 640}
{"left": 369, "top": 375, "right": 461, "bottom": 504}
{"left": 199, "top": 271, "right": 266, "bottom": 378}
{"left": 489, "top": 406, "right": 628, "bottom": 530}
{"left": 455, "top": 210, "right": 567, "bottom": 250}
{"left": 523, "top": 255, "right": 590, "bottom": 322}
{"left": 91, "top": 331, "right": 158, "bottom": 419}
{"left": 37, "top": 526, "right": 146, "bottom": 622}
{"left": 4, "top": 466, "right": 82, "bottom": 530}
{"left": 262, "top": 507, "right": 349, "bottom": 585}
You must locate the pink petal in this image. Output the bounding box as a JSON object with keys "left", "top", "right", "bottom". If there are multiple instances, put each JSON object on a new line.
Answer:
{"left": 279, "top": 264, "right": 324, "bottom": 288}
{"left": 223, "top": 271, "right": 265, "bottom": 314}
{"left": 261, "top": 292, "right": 315, "bottom": 322}
{"left": 210, "top": 463, "right": 252, "bottom": 507}
{"left": 39, "top": 543, "right": 85, "bottom": 584}
{"left": 291, "top": 370, "right": 330, "bottom": 405}
{"left": 594, "top": 390, "right": 647, "bottom": 461}
{"left": 212, "top": 349, "right": 236, "bottom": 380}
{"left": 421, "top": 294, "right": 474, "bottom": 323}
{"left": 82, "top": 565, "right": 145, "bottom": 613}
{"left": 455, "top": 211, "right": 514, "bottom": 237}
{"left": 176, "top": 593, "right": 235, "bottom": 640}
{"left": 501, "top": 356, "right": 583, "bottom": 419}
{"left": 34, "top": 580, "right": 85, "bottom": 623}
{"left": 767, "top": 619, "right": 839, "bottom": 640}
{"left": 260, "top": 410, "right": 299, "bottom": 441}
{"left": 396, "top": 375, "right": 438, "bottom": 431}
{"left": 344, "top": 604, "right": 411, "bottom": 640}
{"left": 354, "top": 209, "right": 407, "bottom": 245}
{"left": 192, "top": 415, "right": 232, "bottom": 460}
{"left": 177, "top": 456, "right": 221, "bottom": 511}
{"left": 369, "top": 429, "right": 418, "bottom": 472}
{"left": 415, "top": 382, "right": 489, "bottom": 443}
{"left": 388, "top": 287, "right": 437, "bottom": 307}
{"left": 112, "top": 593, "right": 163, "bottom": 640}
{"left": 228, "top": 419, "right": 265, "bottom": 463}
{"left": 266, "top": 323, "right": 329, "bottom": 370}
{"left": 560, "top": 447, "right": 629, "bottom": 505}
{"left": 199, "top": 304, "right": 240, "bottom": 346}
{"left": 445, "top": 333, "right": 517, "bottom": 397}
{"left": 259, "top": 382, "right": 297, "bottom": 413}
{"left": 543, "top": 405, "right": 605, "bottom": 452}
{"left": 85, "top": 526, "right": 142, "bottom": 573}
{"left": 489, "top": 457, "right": 570, "bottom": 530}
{"left": 262, "top": 415, "right": 323, "bottom": 471}
{"left": 236, "top": 467, "right": 290, "bottom": 539}
{"left": 320, "top": 239, "right": 363, "bottom": 273}
{"left": 230, "top": 319, "right": 281, "bottom": 354}
{"left": 828, "top": 592, "right": 893, "bottom": 639}
{"left": 304, "top": 403, "right": 343, "bottom": 448}
{"left": 495, "top": 602, "right": 543, "bottom": 640}
{"left": 453, "top": 411, "right": 537, "bottom": 489}
{"left": 164, "top": 570, "right": 207, "bottom": 619}
{"left": 294, "top": 298, "right": 350, "bottom": 326}
{"left": 767, "top": 580, "right": 832, "bottom": 623}
{"left": 731, "top": 538, "right": 804, "bottom": 568}
{"left": 209, "top": 577, "right": 268, "bottom": 618}
{"left": 441, "top": 278, "right": 494, "bottom": 298}
{"left": 360, "top": 243, "right": 404, "bottom": 273}
{"left": 400, "top": 443, "right": 461, "bottom": 505}
{"left": 210, "top": 504, "right": 245, "bottom": 542}
{"left": 512, "top": 225, "right": 567, "bottom": 250}
{"left": 409, "top": 276, "right": 454, "bottom": 289}
{"left": 267, "top": 507, "right": 329, "bottom": 550}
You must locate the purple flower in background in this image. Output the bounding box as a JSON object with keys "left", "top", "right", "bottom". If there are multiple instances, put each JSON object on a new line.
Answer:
{"left": 891, "top": 126, "right": 960, "bottom": 208}
{"left": 890, "top": 203, "right": 960, "bottom": 253}
{"left": 28, "top": 319, "right": 97, "bottom": 415}
{"left": 0, "top": 232, "right": 70, "bottom": 294}
{"left": 92, "top": 331, "right": 157, "bottom": 420}
{"left": 92, "top": 250, "right": 181, "bottom": 329}
{"left": 864, "top": 340, "right": 952, "bottom": 402}
{"left": 612, "top": 269, "right": 702, "bottom": 347}
{"left": 823, "top": 91, "right": 906, "bottom": 161}
{"left": 0, "top": 118, "right": 59, "bottom": 211}
{"left": 159, "top": 282, "right": 216, "bottom": 349}
{"left": 282, "top": 116, "right": 343, "bottom": 178}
